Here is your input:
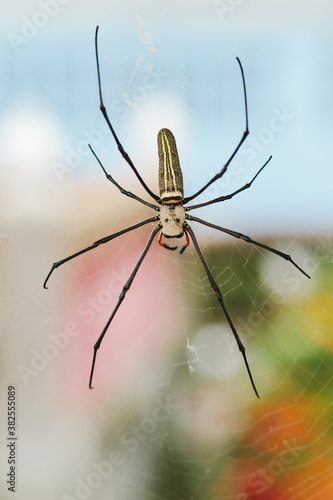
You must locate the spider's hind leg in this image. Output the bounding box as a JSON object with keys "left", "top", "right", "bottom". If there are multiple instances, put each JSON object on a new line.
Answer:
{"left": 185, "top": 222, "right": 260, "bottom": 398}
{"left": 89, "top": 224, "right": 161, "bottom": 388}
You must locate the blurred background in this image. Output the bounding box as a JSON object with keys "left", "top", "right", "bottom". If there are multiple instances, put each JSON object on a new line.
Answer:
{"left": 1, "top": 0, "right": 333, "bottom": 498}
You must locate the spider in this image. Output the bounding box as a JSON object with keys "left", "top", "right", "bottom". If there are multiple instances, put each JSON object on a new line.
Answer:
{"left": 44, "top": 26, "right": 310, "bottom": 397}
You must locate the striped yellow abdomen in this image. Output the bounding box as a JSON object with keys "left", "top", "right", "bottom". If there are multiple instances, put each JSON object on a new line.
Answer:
{"left": 157, "top": 128, "right": 184, "bottom": 204}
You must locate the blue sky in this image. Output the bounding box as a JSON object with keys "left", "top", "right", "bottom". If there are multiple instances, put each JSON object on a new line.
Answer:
{"left": 1, "top": 0, "right": 333, "bottom": 237}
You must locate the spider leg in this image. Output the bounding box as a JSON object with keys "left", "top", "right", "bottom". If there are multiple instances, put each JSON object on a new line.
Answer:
{"left": 187, "top": 215, "right": 311, "bottom": 279}
{"left": 185, "top": 223, "right": 260, "bottom": 398}
{"left": 186, "top": 156, "right": 272, "bottom": 211}
{"left": 89, "top": 224, "right": 161, "bottom": 388}
{"left": 89, "top": 145, "right": 158, "bottom": 210}
{"left": 43, "top": 216, "right": 158, "bottom": 289}
{"left": 183, "top": 57, "right": 249, "bottom": 205}
{"left": 94, "top": 26, "right": 159, "bottom": 203}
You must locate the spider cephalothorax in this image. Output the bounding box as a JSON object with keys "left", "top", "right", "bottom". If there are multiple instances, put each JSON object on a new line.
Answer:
{"left": 44, "top": 26, "right": 310, "bottom": 397}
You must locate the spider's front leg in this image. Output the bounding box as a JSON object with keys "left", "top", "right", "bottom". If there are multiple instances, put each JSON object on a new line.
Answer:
{"left": 94, "top": 26, "right": 159, "bottom": 203}
{"left": 183, "top": 57, "right": 249, "bottom": 205}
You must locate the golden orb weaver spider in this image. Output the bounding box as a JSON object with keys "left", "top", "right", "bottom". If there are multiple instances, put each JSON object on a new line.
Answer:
{"left": 44, "top": 26, "right": 310, "bottom": 397}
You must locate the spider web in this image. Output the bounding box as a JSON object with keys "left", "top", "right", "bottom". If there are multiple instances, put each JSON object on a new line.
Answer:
{"left": 75, "top": 230, "right": 327, "bottom": 500}
{"left": 1, "top": 199, "right": 331, "bottom": 500}
{"left": 1, "top": 4, "right": 333, "bottom": 500}
{"left": 49, "top": 225, "right": 328, "bottom": 500}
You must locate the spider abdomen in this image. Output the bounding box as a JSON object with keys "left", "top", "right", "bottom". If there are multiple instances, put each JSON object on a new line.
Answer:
{"left": 157, "top": 128, "right": 184, "bottom": 204}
